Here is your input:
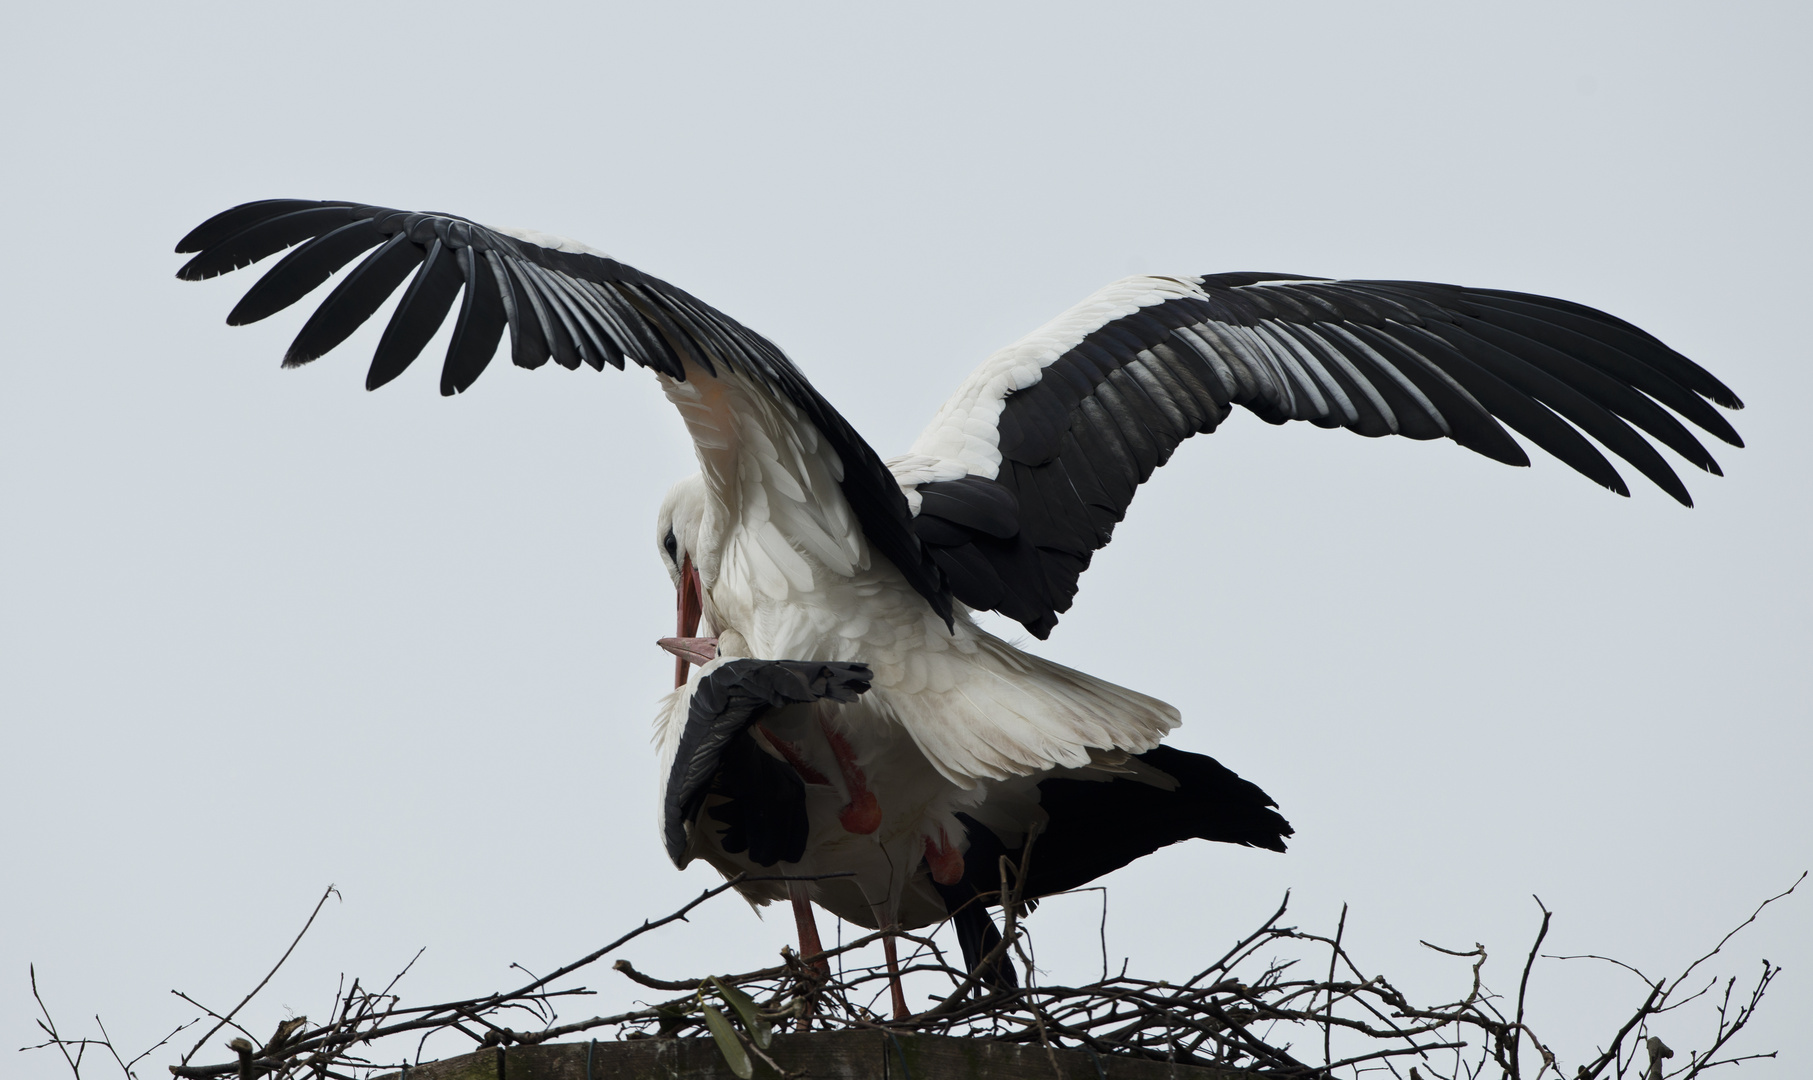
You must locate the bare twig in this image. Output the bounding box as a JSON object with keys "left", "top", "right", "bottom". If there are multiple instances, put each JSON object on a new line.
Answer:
{"left": 181, "top": 885, "right": 341, "bottom": 1067}
{"left": 1509, "top": 896, "right": 1553, "bottom": 1080}
{"left": 1324, "top": 902, "right": 1346, "bottom": 1070}
{"left": 29, "top": 967, "right": 85, "bottom": 1079}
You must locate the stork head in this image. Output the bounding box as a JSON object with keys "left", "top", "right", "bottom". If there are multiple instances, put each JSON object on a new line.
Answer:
{"left": 655, "top": 474, "right": 716, "bottom": 688}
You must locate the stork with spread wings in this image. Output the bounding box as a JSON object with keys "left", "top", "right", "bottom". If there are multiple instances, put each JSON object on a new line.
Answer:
{"left": 177, "top": 199, "right": 1742, "bottom": 1016}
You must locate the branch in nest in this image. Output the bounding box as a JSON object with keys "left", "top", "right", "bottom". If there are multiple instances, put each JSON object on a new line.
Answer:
{"left": 22, "top": 871, "right": 1801, "bottom": 1080}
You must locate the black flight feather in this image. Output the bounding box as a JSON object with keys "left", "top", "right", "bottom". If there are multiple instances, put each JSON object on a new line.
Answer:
{"left": 177, "top": 205, "right": 361, "bottom": 281}
{"left": 441, "top": 247, "right": 509, "bottom": 396}
{"left": 367, "top": 238, "right": 465, "bottom": 391}
{"left": 178, "top": 199, "right": 956, "bottom": 629}
{"left": 227, "top": 217, "right": 387, "bottom": 326}
{"left": 284, "top": 233, "right": 425, "bottom": 367}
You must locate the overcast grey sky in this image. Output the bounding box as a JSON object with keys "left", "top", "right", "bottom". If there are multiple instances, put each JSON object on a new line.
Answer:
{"left": 3, "top": 2, "right": 1808, "bottom": 1075}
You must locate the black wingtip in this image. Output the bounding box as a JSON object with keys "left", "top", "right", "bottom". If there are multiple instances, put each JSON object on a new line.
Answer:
{"left": 174, "top": 212, "right": 235, "bottom": 255}
{"left": 1250, "top": 815, "right": 1293, "bottom": 853}
{"left": 175, "top": 205, "right": 250, "bottom": 254}
{"left": 1451, "top": 414, "right": 1530, "bottom": 469}
{"left": 175, "top": 198, "right": 341, "bottom": 255}
{"left": 1649, "top": 463, "right": 1694, "bottom": 508}
{"left": 175, "top": 253, "right": 220, "bottom": 282}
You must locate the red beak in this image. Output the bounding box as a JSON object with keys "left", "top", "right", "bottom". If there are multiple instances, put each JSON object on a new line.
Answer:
{"left": 658, "top": 556, "right": 709, "bottom": 689}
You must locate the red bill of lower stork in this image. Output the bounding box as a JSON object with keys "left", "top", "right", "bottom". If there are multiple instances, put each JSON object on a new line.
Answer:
{"left": 176, "top": 200, "right": 1744, "bottom": 1014}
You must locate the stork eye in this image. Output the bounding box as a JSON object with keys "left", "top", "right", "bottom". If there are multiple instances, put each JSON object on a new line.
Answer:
{"left": 663, "top": 528, "right": 678, "bottom": 563}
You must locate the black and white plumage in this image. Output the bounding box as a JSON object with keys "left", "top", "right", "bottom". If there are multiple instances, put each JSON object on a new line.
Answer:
{"left": 899, "top": 273, "right": 1744, "bottom": 636}
{"left": 177, "top": 198, "right": 1743, "bottom": 996}
{"left": 663, "top": 658, "right": 1290, "bottom": 983}
{"left": 179, "top": 203, "right": 1743, "bottom": 643}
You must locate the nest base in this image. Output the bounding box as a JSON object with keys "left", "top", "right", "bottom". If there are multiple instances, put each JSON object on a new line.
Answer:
{"left": 380, "top": 1032, "right": 1261, "bottom": 1080}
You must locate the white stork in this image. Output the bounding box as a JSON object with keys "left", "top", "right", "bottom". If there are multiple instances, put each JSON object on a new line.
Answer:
{"left": 176, "top": 200, "right": 1743, "bottom": 1015}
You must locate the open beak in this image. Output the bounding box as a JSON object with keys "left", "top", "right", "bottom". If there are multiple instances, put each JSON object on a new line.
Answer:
{"left": 657, "top": 556, "right": 715, "bottom": 688}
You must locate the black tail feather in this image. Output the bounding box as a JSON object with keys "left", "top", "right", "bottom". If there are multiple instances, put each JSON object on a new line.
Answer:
{"left": 1025, "top": 745, "right": 1291, "bottom": 901}
{"left": 935, "top": 745, "right": 1287, "bottom": 983}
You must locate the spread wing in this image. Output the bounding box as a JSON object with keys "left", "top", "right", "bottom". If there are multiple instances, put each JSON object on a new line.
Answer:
{"left": 659, "top": 659, "right": 872, "bottom": 868}
{"left": 896, "top": 273, "right": 1746, "bottom": 638}
{"left": 176, "top": 199, "right": 952, "bottom": 623}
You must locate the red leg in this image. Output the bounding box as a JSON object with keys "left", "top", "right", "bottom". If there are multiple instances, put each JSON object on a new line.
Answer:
{"left": 790, "top": 881, "right": 829, "bottom": 976}
{"left": 871, "top": 904, "right": 910, "bottom": 1021}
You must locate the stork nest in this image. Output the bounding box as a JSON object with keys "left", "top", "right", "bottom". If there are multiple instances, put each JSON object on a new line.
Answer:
{"left": 26, "top": 859, "right": 1800, "bottom": 1080}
